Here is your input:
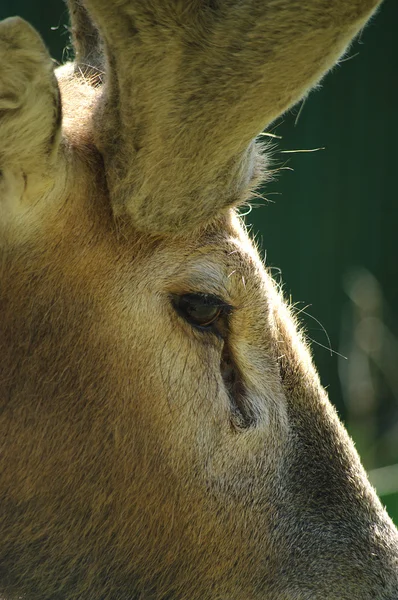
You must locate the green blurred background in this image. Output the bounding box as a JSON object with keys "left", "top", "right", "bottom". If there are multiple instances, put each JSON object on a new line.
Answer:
{"left": 1, "top": 0, "right": 397, "bottom": 523}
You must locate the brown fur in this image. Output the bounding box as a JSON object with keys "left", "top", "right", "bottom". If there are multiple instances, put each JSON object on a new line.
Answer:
{"left": 0, "top": 1, "right": 397, "bottom": 599}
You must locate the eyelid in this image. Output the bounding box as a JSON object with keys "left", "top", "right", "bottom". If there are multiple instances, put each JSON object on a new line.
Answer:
{"left": 170, "top": 292, "right": 233, "bottom": 309}
{"left": 200, "top": 293, "right": 232, "bottom": 309}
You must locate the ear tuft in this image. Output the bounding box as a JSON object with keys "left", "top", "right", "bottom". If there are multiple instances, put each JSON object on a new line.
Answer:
{"left": 67, "top": 0, "right": 104, "bottom": 84}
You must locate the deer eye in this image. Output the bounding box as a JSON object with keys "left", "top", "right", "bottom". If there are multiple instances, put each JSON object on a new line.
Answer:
{"left": 171, "top": 293, "right": 230, "bottom": 332}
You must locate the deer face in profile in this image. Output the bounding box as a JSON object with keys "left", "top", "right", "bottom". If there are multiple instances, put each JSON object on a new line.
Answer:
{"left": 0, "top": 1, "right": 397, "bottom": 599}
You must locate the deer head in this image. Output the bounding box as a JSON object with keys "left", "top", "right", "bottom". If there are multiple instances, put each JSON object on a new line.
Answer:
{"left": 0, "top": 1, "right": 397, "bottom": 599}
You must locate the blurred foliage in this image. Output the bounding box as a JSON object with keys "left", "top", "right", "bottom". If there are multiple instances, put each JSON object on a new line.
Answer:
{"left": 1, "top": 0, "right": 397, "bottom": 522}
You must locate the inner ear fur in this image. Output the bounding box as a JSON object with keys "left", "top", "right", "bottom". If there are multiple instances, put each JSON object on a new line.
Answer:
{"left": 69, "top": 0, "right": 381, "bottom": 234}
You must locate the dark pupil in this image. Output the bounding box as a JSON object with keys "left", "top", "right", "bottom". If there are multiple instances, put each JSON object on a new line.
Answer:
{"left": 177, "top": 294, "right": 221, "bottom": 327}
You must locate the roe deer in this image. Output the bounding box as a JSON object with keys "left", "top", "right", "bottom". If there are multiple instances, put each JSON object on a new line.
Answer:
{"left": 0, "top": 1, "right": 397, "bottom": 599}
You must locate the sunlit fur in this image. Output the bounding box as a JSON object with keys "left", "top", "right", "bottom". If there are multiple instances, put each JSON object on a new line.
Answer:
{"left": 0, "top": 2, "right": 398, "bottom": 599}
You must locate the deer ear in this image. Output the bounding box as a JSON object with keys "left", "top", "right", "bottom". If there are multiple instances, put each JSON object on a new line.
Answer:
{"left": 74, "top": 0, "right": 380, "bottom": 235}
{"left": 0, "top": 17, "right": 62, "bottom": 211}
